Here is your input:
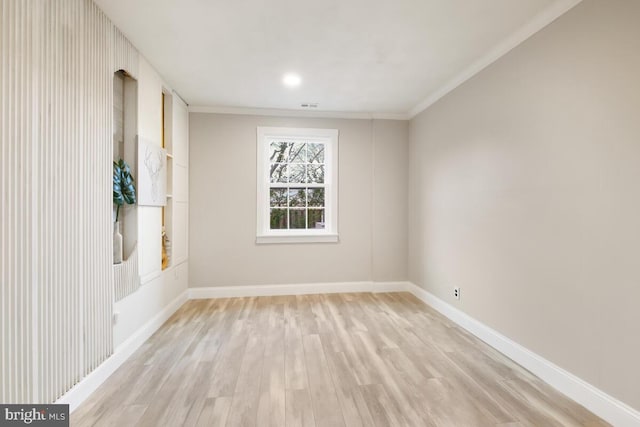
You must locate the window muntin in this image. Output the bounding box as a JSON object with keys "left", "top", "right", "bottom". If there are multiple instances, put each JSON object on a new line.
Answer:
{"left": 268, "top": 140, "right": 326, "bottom": 230}
{"left": 257, "top": 127, "right": 338, "bottom": 243}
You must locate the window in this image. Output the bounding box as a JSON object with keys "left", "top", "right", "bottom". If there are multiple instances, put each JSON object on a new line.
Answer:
{"left": 256, "top": 127, "right": 338, "bottom": 244}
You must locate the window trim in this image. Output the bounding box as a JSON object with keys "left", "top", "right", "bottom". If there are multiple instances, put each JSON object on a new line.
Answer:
{"left": 256, "top": 126, "right": 339, "bottom": 244}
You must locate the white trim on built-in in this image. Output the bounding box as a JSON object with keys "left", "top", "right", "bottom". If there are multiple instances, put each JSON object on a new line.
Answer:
{"left": 173, "top": 257, "right": 189, "bottom": 267}
{"left": 256, "top": 126, "right": 339, "bottom": 244}
{"left": 139, "top": 269, "right": 162, "bottom": 285}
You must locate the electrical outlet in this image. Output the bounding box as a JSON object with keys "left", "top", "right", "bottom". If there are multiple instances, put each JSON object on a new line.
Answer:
{"left": 113, "top": 311, "right": 119, "bottom": 324}
{"left": 454, "top": 287, "right": 460, "bottom": 300}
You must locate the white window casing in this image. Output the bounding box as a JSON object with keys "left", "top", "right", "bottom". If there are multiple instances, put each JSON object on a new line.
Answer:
{"left": 256, "top": 126, "right": 339, "bottom": 244}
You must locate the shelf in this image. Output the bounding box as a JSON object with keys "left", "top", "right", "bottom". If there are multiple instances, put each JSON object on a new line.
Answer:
{"left": 162, "top": 93, "right": 174, "bottom": 274}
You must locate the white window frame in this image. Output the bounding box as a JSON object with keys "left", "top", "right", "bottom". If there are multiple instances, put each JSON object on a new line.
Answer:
{"left": 256, "top": 126, "right": 339, "bottom": 244}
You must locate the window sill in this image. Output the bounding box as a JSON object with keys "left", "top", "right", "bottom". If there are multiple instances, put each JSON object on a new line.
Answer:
{"left": 256, "top": 234, "right": 339, "bottom": 244}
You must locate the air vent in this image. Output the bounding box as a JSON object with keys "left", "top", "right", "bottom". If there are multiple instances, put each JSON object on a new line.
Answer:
{"left": 301, "top": 103, "right": 318, "bottom": 108}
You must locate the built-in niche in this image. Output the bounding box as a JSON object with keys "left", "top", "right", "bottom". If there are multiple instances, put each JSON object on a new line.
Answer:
{"left": 161, "top": 90, "right": 174, "bottom": 270}
{"left": 113, "top": 69, "right": 140, "bottom": 300}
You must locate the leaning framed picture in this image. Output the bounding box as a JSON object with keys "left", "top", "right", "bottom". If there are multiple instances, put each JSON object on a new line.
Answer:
{"left": 137, "top": 137, "right": 167, "bottom": 206}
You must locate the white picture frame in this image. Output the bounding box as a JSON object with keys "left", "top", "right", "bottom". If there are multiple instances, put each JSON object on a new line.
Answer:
{"left": 137, "top": 137, "right": 167, "bottom": 206}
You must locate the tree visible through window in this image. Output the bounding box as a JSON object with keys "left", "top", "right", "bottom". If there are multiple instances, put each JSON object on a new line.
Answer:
{"left": 269, "top": 141, "right": 326, "bottom": 230}
{"left": 256, "top": 127, "right": 338, "bottom": 243}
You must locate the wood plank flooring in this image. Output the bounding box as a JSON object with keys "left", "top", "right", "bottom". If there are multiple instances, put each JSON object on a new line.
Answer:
{"left": 72, "top": 293, "right": 609, "bottom": 426}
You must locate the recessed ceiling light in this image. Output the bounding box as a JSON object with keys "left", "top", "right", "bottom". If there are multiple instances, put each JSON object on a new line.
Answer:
{"left": 283, "top": 73, "right": 301, "bottom": 88}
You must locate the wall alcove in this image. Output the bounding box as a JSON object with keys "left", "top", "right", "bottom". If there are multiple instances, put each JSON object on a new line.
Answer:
{"left": 113, "top": 69, "right": 140, "bottom": 301}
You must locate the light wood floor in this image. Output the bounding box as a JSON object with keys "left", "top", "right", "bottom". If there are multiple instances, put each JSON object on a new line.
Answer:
{"left": 72, "top": 293, "right": 608, "bottom": 427}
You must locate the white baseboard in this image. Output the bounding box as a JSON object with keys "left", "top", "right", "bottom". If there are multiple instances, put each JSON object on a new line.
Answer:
{"left": 57, "top": 290, "right": 188, "bottom": 412}
{"left": 57, "top": 280, "right": 640, "bottom": 426}
{"left": 406, "top": 282, "right": 640, "bottom": 427}
{"left": 188, "top": 281, "right": 409, "bottom": 299}
{"left": 59, "top": 281, "right": 404, "bottom": 413}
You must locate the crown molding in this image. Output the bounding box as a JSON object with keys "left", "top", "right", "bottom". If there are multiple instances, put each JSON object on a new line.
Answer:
{"left": 190, "top": 0, "right": 582, "bottom": 122}
{"left": 408, "top": 0, "right": 583, "bottom": 119}
{"left": 188, "top": 105, "right": 409, "bottom": 121}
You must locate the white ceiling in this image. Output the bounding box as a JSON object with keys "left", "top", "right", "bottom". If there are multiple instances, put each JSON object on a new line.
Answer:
{"left": 95, "top": 0, "right": 580, "bottom": 117}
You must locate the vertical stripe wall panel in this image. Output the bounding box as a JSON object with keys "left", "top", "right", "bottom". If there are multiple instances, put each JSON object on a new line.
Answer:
{"left": 1, "top": 0, "right": 140, "bottom": 403}
{"left": 0, "top": 0, "right": 34, "bottom": 404}
{"left": 112, "top": 26, "right": 138, "bottom": 80}
{"left": 77, "top": 0, "right": 112, "bottom": 382}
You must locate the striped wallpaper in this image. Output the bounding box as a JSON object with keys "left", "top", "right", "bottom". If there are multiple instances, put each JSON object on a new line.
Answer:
{"left": 1, "top": 0, "right": 139, "bottom": 403}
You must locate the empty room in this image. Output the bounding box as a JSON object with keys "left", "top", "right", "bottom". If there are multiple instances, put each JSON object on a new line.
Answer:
{"left": 1, "top": 0, "right": 639, "bottom": 426}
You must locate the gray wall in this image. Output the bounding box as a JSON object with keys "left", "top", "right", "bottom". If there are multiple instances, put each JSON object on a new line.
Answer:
{"left": 408, "top": 0, "right": 640, "bottom": 410}
{"left": 189, "top": 113, "right": 408, "bottom": 287}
